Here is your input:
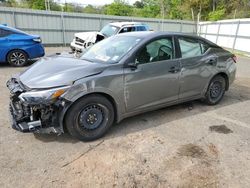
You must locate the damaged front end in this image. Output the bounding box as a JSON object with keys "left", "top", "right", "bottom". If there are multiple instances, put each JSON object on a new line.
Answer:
{"left": 71, "top": 32, "right": 105, "bottom": 53}
{"left": 7, "top": 77, "right": 70, "bottom": 134}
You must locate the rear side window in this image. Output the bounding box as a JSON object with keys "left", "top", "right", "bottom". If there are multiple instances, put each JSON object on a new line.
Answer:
{"left": 136, "top": 26, "right": 147, "bottom": 31}
{"left": 0, "top": 28, "right": 15, "bottom": 37}
{"left": 178, "top": 37, "right": 210, "bottom": 58}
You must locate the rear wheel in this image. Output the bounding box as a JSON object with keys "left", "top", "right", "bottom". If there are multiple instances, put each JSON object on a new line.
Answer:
{"left": 204, "top": 75, "right": 226, "bottom": 105}
{"left": 65, "top": 95, "right": 114, "bottom": 141}
{"left": 7, "top": 50, "right": 28, "bottom": 67}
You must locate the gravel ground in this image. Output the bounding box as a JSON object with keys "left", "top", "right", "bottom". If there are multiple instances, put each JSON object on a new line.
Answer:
{"left": 0, "top": 48, "right": 250, "bottom": 188}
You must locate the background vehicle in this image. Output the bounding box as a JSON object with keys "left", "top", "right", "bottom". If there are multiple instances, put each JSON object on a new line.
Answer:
{"left": 70, "top": 22, "right": 150, "bottom": 52}
{"left": 0, "top": 24, "right": 44, "bottom": 67}
{"left": 7, "top": 32, "right": 236, "bottom": 141}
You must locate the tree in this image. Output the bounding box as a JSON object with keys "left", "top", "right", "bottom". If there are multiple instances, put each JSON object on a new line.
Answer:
{"left": 168, "top": 0, "right": 183, "bottom": 19}
{"left": 0, "top": 0, "right": 17, "bottom": 6}
{"left": 208, "top": 8, "right": 225, "bottom": 20}
{"left": 83, "top": 5, "right": 100, "bottom": 14}
{"left": 1, "top": 0, "right": 250, "bottom": 21}
{"left": 104, "top": 0, "right": 133, "bottom": 16}
{"left": 138, "top": 0, "right": 161, "bottom": 18}
{"left": 133, "top": 0, "right": 144, "bottom": 8}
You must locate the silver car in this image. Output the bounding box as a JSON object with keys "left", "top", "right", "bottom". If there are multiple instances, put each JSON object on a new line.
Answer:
{"left": 7, "top": 32, "right": 237, "bottom": 141}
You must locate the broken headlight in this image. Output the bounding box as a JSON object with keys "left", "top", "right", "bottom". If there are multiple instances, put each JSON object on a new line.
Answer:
{"left": 18, "top": 86, "right": 70, "bottom": 104}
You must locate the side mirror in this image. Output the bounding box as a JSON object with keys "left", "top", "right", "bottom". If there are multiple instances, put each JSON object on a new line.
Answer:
{"left": 126, "top": 62, "right": 137, "bottom": 70}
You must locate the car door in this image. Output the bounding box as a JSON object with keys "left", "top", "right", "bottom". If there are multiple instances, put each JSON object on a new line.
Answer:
{"left": 177, "top": 36, "right": 216, "bottom": 100}
{"left": 0, "top": 29, "right": 9, "bottom": 61}
{"left": 124, "top": 37, "right": 181, "bottom": 112}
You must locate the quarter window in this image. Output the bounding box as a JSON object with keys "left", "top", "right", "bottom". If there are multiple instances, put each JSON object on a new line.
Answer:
{"left": 135, "top": 37, "right": 173, "bottom": 64}
{"left": 178, "top": 37, "right": 210, "bottom": 58}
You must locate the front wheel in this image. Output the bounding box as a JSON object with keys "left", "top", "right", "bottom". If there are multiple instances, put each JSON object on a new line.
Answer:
{"left": 204, "top": 75, "right": 226, "bottom": 105}
{"left": 65, "top": 95, "right": 114, "bottom": 141}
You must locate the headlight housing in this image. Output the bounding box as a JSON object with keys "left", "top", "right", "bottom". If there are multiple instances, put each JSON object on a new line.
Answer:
{"left": 19, "top": 86, "right": 70, "bottom": 104}
{"left": 33, "top": 38, "right": 42, "bottom": 43}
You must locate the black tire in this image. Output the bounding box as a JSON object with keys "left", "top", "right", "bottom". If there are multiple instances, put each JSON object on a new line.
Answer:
{"left": 65, "top": 95, "right": 114, "bottom": 141}
{"left": 204, "top": 75, "right": 226, "bottom": 105}
{"left": 7, "top": 49, "right": 28, "bottom": 67}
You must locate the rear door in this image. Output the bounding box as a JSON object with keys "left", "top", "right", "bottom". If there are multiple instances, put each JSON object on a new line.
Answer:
{"left": 124, "top": 36, "right": 181, "bottom": 112}
{"left": 177, "top": 36, "right": 216, "bottom": 100}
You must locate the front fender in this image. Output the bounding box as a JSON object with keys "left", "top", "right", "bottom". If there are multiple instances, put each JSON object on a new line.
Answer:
{"left": 58, "top": 82, "right": 124, "bottom": 132}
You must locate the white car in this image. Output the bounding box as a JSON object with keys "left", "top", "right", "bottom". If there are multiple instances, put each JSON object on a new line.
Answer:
{"left": 70, "top": 22, "right": 150, "bottom": 52}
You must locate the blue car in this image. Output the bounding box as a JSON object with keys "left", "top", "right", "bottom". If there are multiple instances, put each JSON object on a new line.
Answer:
{"left": 0, "top": 24, "right": 45, "bottom": 67}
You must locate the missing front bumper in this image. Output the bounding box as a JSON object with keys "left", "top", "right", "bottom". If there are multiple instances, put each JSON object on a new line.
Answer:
{"left": 9, "top": 101, "right": 63, "bottom": 134}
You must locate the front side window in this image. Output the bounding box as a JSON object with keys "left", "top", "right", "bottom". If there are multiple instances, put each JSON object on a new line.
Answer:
{"left": 100, "top": 24, "right": 119, "bottom": 37}
{"left": 119, "top": 27, "right": 136, "bottom": 33}
{"left": 81, "top": 35, "right": 142, "bottom": 64}
{"left": 178, "top": 37, "right": 210, "bottom": 58}
{"left": 135, "top": 38, "right": 173, "bottom": 64}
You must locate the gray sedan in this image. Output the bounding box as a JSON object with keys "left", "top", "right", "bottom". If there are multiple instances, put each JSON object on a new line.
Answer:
{"left": 7, "top": 32, "right": 237, "bottom": 141}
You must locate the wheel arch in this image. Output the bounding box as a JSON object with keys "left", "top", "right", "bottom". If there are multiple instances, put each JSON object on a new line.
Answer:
{"left": 203, "top": 71, "right": 229, "bottom": 97}
{"left": 61, "top": 92, "right": 118, "bottom": 133}
{"left": 214, "top": 72, "right": 229, "bottom": 91}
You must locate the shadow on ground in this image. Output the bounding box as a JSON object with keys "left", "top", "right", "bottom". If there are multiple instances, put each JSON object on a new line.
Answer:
{"left": 33, "top": 132, "right": 79, "bottom": 144}
{"left": 34, "top": 81, "right": 250, "bottom": 143}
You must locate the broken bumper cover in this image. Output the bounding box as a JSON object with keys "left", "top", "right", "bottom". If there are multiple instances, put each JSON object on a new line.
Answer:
{"left": 9, "top": 96, "right": 64, "bottom": 134}
{"left": 7, "top": 78, "right": 68, "bottom": 134}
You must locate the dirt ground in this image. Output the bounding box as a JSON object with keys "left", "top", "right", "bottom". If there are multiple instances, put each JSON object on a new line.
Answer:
{"left": 0, "top": 48, "right": 250, "bottom": 188}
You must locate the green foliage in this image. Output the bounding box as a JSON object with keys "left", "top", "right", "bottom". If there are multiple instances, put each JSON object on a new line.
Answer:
{"left": 0, "top": 0, "right": 17, "bottom": 6}
{"left": 208, "top": 8, "right": 225, "bottom": 21}
{"left": 104, "top": 0, "right": 133, "bottom": 16}
{"left": 168, "top": 0, "right": 183, "bottom": 19}
{"left": 133, "top": 0, "right": 144, "bottom": 8}
{"left": 83, "top": 5, "right": 100, "bottom": 14}
{"left": 2, "top": 0, "right": 250, "bottom": 21}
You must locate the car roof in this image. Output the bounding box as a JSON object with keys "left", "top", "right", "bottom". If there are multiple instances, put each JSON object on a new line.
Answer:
{"left": 109, "top": 22, "right": 148, "bottom": 28}
{"left": 116, "top": 31, "right": 219, "bottom": 47}
{"left": 117, "top": 31, "right": 197, "bottom": 38}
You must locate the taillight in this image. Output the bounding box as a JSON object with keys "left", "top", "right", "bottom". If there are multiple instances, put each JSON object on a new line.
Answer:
{"left": 232, "top": 54, "right": 237, "bottom": 63}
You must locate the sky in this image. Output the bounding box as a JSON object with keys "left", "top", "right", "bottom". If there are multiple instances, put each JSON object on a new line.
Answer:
{"left": 56, "top": 0, "right": 138, "bottom": 6}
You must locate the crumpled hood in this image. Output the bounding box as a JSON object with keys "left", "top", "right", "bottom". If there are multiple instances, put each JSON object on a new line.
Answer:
{"left": 75, "top": 31, "right": 105, "bottom": 43}
{"left": 19, "top": 55, "right": 108, "bottom": 89}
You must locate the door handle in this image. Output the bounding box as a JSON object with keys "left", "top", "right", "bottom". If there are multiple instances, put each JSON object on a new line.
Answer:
{"left": 169, "top": 66, "right": 180, "bottom": 73}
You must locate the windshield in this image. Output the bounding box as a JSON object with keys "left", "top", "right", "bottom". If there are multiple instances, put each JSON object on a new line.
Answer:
{"left": 100, "top": 24, "right": 119, "bottom": 37}
{"left": 81, "top": 36, "right": 142, "bottom": 64}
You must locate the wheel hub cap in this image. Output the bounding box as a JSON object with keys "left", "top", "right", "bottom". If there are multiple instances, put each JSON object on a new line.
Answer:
{"left": 210, "top": 82, "right": 222, "bottom": 98}
{"left": 78, "top": 105, "right": 104, "bottom": 130}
